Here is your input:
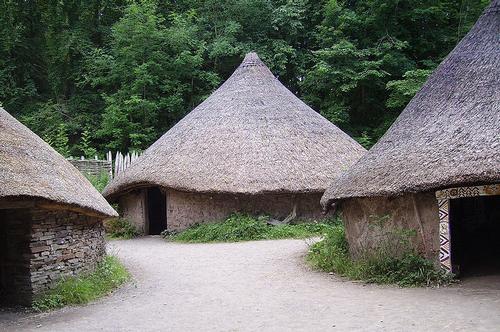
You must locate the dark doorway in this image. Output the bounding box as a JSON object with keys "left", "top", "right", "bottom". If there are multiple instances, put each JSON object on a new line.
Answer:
{"left": 450, "top": 195, "right": 500, "bottom": 277}
{"left": 0, "top": 210, "right": 7, "bottom": 303}
{"left": 0, "top": 209, "right": 33, "bottom": 306}
{"left": 147, "top": 187, "right": 167, "bottom": 235}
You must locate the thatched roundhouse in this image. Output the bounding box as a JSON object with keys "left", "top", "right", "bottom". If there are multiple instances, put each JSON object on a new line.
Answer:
{"left": 0, "top": 108, "right": 117, "bottom": 305}
{"left": 104, "top": 52, "right": 365, "bottom": 234}
{"left": 321, "top": 1, "right": 499, "bottom": 276}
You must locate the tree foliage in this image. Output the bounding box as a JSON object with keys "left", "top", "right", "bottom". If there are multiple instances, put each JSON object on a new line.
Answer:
{"left": 0, "top": 0, "right": 489, "bottom": 153}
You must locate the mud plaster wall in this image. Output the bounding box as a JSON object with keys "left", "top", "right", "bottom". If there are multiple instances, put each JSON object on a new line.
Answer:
{"left": 119, "top": 190, "right": 147, "bottom": 234}
{"left": 341, "top": 193, "right": 440, "bottom": 261}
{"left": 166, "top": 190, "right": 326, "bottom": 231}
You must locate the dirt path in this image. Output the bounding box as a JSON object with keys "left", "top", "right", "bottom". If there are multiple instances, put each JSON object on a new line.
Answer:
{"left": 1, "top": 237, "right": 500, "bottom": 331}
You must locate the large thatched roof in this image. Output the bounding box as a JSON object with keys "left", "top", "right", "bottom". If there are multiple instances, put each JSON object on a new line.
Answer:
{"left": 0, "top": 108, "right": 117, "bottom": 217}
{"left": 104, "top": 53, "right": 365, "bottom": 198}
{"left": 322, "top": 0, "right": 500, "bottom": 206}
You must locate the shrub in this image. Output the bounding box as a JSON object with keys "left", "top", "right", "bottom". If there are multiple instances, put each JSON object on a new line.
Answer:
{"left": 32, "top": 256, "right": 130, "bottom": 311}
{"left": 104, "top": 218, "right": 139, "bottom": 240}
{"left": 307, "top": 222, "right": 453, "bottom": 287}
{"left": 168, "top": 213, "right": 336, "bottom": 243}
{"left": 84, "top": 172, "right": 110, "bottom": 193}
{"left": 307, "top": 223, "right": 352, "bottom": 275}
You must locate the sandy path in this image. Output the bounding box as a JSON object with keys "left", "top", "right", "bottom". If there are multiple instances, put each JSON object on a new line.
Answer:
{"left": 1, "top": 237, "right": 500, "bottom": 331}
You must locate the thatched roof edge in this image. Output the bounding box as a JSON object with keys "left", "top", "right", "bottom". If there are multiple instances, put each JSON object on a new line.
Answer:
{"left": 321, "top": 0, "right": 500, "bottom": 207}
{"left": 0, "top": 108, "right": 118, "bottom": 218}
{"left": 104, "top": 52, "right": 366, "bottom": 198}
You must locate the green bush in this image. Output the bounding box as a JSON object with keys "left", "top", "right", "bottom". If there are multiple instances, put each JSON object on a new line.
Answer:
{"left": 168, "top": 213, "right": 336, "bottom": 243}
{"left": 307, "top": 223, "right": 453, "bottom": 287}
{"left": 84, "top": 172, "right": 110, "bottom": 193}
{"left": 32, "top": 256, "right": 130, "bottom": 311}
{"left": 105, "top": 218, "right": 139, "bottom": 240}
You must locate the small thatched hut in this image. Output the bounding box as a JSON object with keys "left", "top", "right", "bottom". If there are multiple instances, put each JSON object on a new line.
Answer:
{"left": 321, "top": 0, "right": 499, "bottom": 276}
{"left": 0, "top": 108, "right": 117, "bottom": 305}
{"left": 103, "top": 52, "right": 365, "bottom": 234}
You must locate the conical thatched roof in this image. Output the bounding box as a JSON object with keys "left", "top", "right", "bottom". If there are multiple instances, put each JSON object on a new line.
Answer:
{"left": 322, "top": 0, "right": 500, "bottom": 206}
{"left": 104, "top": 53, "right": 365, "bottom": 199}
{"left": 0, "top": 108, "right": 117, "bottom": 217}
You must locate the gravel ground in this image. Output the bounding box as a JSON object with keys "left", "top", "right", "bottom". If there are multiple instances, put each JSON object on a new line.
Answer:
{"left": 1, "top": 237, "right": 500, "bottom": 332}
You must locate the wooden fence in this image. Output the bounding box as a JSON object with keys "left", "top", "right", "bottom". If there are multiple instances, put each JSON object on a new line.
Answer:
{"left": 68, "top": 151, "right": 141, "bottom": 179}
{"left": 112, "top": 151, "right": 141, "bottom": 178}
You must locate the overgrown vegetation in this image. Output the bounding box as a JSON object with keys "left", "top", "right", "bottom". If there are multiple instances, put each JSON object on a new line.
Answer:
{"left": 83, "top": 174, "right": 138, "bottom": 240}
{"left": 104, "top": 218, "right": 139, "bottom": 240}
{"left": 307, "top": 220, "right": 453, "bottom": 287}
{"left": 0, "top": 0, "right": 488, "bottom": 153}
{"left": 84, "top": 172, "right": 110, "bottom": 193}
{"left": 32, "top": 256, "right": 130, "bottom": 311}
{"left": 167, "top": 213, "right": 334, "bottom": 243}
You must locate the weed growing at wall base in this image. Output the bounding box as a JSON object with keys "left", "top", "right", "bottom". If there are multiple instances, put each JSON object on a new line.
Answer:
{"left": 105, "top": 218, "right": 139, "bottom": 240}
{"left": 32, "top": 256, "right": 130, "bottom": 311}
{"left": 167, "top": 213, "right": 335, "bottom": 243}
{"left": 307, "top": 224, "right": 453, "bottom": 287}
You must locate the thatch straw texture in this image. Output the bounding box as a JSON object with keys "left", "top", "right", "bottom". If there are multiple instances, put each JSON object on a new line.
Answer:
{"left": 322, "top": 0, "right": 500, "bottom": 206}
{"left": 0, "top": 108, "right": 117, "bottom": 217}
{"left": 104, "top": 53, "right": 365, "bottom": 198}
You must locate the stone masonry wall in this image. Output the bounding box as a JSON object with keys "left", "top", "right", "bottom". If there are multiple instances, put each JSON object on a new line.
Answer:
{"left": 29, "top": 208, "right": 106, "bottom": 295}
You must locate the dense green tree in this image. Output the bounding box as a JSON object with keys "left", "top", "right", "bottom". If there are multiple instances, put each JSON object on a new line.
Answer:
{"left": 0, "top": 1, "right": 42, "bottom": 112}
{"left": 0, "top": 0, "right": 489, "bottom": 153}
{"left": 0, "top": 0, "right": 126, "bottom": 155}
{"left": 301, "top": 0, "right": 489, "bottom": 146}
{"left": 84, "top": 1, "right": 219, "bottom": 151}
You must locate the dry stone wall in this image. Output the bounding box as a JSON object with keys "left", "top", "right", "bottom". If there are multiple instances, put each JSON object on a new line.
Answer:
{"left": 1, "top": 205, "right": 106, "bottom": 306}
{"left": 29, "top": 208, "right": 106, "bottom": 294}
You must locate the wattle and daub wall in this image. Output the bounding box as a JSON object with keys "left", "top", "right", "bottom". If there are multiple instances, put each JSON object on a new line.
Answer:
{"left": 167, "top": 190, "right": 325, "bottom": 230}
{"left": 0, "top": 206, "right": 105, "bottom": 305}
{"left": 340, "top": 193, "right": 440, "bottom": 261}
{"left": 118, "top": 190, "right": 147, "bottom": 233}
{"left": 119, "top": 188, "right": 326, "bottom": 234}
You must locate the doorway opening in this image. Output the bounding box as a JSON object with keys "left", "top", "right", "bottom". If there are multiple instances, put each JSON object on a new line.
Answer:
{"left": 147, "top": 187, "right": 167, "bottom": 235}
{"left": 0, "top": 210, "right": 7, "bottom": 303}
{"left": 449, "top": 195, "right": 500, "bottom": 277}
{"left": 0, "top": 209, "right": 32, "bottom": 306}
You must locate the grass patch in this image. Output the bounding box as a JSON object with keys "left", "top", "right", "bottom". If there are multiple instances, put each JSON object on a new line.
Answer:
{"left": 167, "top": 213, "right": 334, "bottom": 243}
{"left": 104, "top": 217, "right": 139, "bottom": 240}
{"left": 32, "top": 256, "right": 130, "bottom": 311}
{"left": 84, "top": 172, "right": 110, "bottom": 193}
{"left": 307, "top": 222, "right": 453, "bottom": 287}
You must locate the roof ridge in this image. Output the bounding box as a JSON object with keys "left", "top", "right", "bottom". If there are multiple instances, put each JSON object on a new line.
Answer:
{"left": 239, "top": 52, "right": 266, "bottom": 68}
{"left": 103, "top": 52, "right": 366, "bottom": 198}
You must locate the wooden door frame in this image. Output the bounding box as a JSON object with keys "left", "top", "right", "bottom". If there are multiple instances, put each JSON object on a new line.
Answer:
{"left": 435, "top": 183, "right": 500, "bottom": 273}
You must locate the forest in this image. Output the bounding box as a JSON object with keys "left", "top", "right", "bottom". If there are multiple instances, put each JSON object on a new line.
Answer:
{"left": 0, "top": 0, "right": 489, "bottom": 156}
